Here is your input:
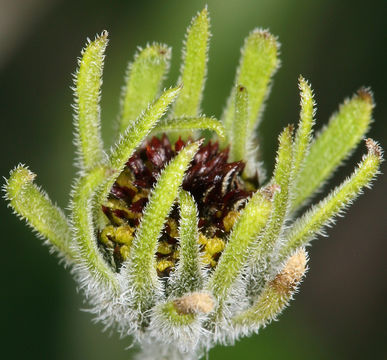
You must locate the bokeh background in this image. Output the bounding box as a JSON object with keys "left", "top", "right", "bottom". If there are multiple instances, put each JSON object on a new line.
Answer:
{"left": 1, "top": 0, "right": 386, "bottom": 359}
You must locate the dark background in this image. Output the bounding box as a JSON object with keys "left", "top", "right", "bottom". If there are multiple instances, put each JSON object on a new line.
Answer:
{"left": 1, "top": 0, "right": 386, "bottom": 359}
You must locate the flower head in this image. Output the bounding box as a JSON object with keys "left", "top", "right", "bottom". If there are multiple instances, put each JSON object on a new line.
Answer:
{"left": 3, "top": 7, "right": 383, "bottom": 360}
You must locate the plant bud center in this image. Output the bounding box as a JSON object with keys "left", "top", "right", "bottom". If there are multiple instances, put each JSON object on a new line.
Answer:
{"left": 99, "top": 134, "right": 256, "bottom": 275}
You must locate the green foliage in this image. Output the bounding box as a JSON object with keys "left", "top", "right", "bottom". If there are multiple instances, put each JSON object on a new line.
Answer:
{"left": 110, "top": 86, "right": 181, "bottom": 172}
{"left": 70, "top": 166, "right": 120, "bottom": 292}
{"left": 170, "top": 7, "right": 210, "bottom": 141}
{"left": 73, "top": 32, "right": 107, "bottom": 172}
{"left": 97, "top": 86, "right": 182, "bottom": 215}
{"left": 233, "top": 249, "right": 307, "bottom": 331}
{"left": 291, "top": 76, "right": 315, "bottom": 186}
{"left": 292, "top": 88, "right": 373, "bottom": 210}
{"left": 3, "top": 7, "right": 383, "bottom": 360}
{"left": 246, "top": 126, "right": 294, "bottom": 297}
{"left": 171, "top": 7, "right": 210, "bottom": 119}
{"left": 208, "top": 188, "right": 273, "bottom": 321}
{"left": 263, "top": 125, "right": 294, "bottom": 249}
{"left": 281, "top": 139, "right": 382, "bottom": 261}
{"left": 125, "top": 141, "right": 200, "bottom": 313}
{"left": 222, "top": 29, "right": 279, "bottom": 145}
{"left": 119, "top": 43, "right": 171, "bottom": 133}
{"left": 4, "top": 165, "right": 75, "bottom": 261}
{"left": 229, "top": 85, "right": 249, "bottom": 163}
{"left": 153, "top": 116, "right": 225, "bottom": 140}
{"left": 169, "top": 190, "right": 203, "bottom": 297}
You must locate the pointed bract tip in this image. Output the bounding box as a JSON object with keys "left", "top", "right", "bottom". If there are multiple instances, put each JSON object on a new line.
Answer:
{"left": 298, "top": 74, "right": 306, "bottom": 83}
{"left": 287, "top": 123, "right": 295, "bottom": 134}
{"left": 356, "top": 87, "right": 374, "bottom": 105}
{"left": 173, "top": 292, "right": 214, "bottom": 315}
{"left": 194, "top": 137, "right": 205, "bottom": 148}
{"left": 249, "top": 28, "right": 279, "bottom": 48}
{"left": 5, "top": 165, "right": 37, "bottom": 200}
{"left": 365, "top": 138, "right": 383, "bottom": 158}
{"left": 156, "top": 44, "right": 170, "bottom": 56}
{"left": 298, "top": 75, "right": 311, "bottom": 89}
{"left": 10, "top": 165, "right": 36, "bottom": 183}
{"left": 272, "top": 249, "right": 307, "bottom": 295}
{"left": 253, "top": 28, "right": 271, "bottom": 39}
{"left": 100, "top": 30, "right": 109, "bottom": 39}
{"left": 142, "top": 43, "right": 171, "bottom": 58}
{"left": 201, "top": 5, "right": 209, "bottom": 15}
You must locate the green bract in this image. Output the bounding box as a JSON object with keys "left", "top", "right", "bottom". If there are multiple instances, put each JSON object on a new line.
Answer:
{"left": 3, "top": 7, "right": 383, "bottom": 360}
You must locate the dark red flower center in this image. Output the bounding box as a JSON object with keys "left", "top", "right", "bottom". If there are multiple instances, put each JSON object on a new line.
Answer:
{"left": 99, "top": 134, "right": 255, "bottom": 276}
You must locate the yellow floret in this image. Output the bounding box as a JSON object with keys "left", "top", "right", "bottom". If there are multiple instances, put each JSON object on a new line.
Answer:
{"left": 157, "top": 241, "right": 174, "bottom": 255}
{"left": 201, "top": 253, "right": 214, "bottom": 267}
{"left": 198, "top": 233, "right": 208, "bottom": 246}
{"left": 205, "top": 236, "right": 225, "bottom": 256}
{"left": 100, "top": 224, "right": 134, "bottom": 247}
{"left": 119, "top": 244, "right": 130, "bottom": 261}
{"left": 116, "top": 170, "right": 137, "bottom": 192}
{"left": 223, "top": 210, "right": 240, "bottom": 232}
{"left": 114, "top": 225, "right": 134, "bottom": 245}
{"left": 167, "top": 218, "right": 179, "bottom": 238}
{"left": 157, "top": 259, "right": 174, "bottom": 273}
{"left": 198, "top": 233, "right": 225, "bottom": 267}
{"left": 100, "top": 225, "right": 115, "bottom": 248}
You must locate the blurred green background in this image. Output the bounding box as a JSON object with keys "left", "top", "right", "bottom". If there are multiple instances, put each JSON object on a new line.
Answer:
{"left": 1, "top": 0, "right": 386, "bottom": 359}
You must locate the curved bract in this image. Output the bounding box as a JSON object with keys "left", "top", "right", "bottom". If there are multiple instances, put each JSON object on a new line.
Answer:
{"left": 3, "top": 7, "right": 383, "bottom": 360}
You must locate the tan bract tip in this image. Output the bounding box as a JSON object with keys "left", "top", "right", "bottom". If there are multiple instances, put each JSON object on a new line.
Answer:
{"left": 262, "top": 183, "right": 281, "bottom": 200}
{"left": 298, "top": 74, "right": 306, "bottom": 84}
{"left": 173, "top": 292, "right": 215, "bottom": 315}
{"left": 356, "top": 87, "right": 373, "bottom": 105}
{"left": 271, "top": 249, "right": 307, "bottom": 295}
{"left": 256, "top": 29, "right": 271, "bottom": 39}
{"left": 14, "top": 166, "right": 36, "bottom": 183}
{"left": 365, "top": 138, "right": 382, "bottom": 158}
{"left": 201, "top": 5, "right": 208, "bottom": 15}
{"left": 23, "top": 168, "right": 36, "bottom": 182}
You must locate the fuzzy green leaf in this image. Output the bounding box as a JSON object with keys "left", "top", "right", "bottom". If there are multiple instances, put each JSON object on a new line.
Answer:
{"left": 170, "top": 7, "right": 210, "bottom": 141}
{"left": 292, "top": 88, "right": 373, "bottom": 210}
{"left": 247, "top": 126, "right": 293, "bottom": 296}
{"left": 292, "top": 76, "right": 315, "bottom": 184}
{"left": 222, "top": 29, "right": 279, "bottom": 144}
{"left": 229, "top": 85, "right": 249, "bottom": 162}
{"left": 153, "top": 116, "right": 225, "bottom": 140}
{"left": 169, "top": 190, "right": 203, "bottom": 297}
{"left": 124, "top": 141, "right": 200, "bottom": 313}
{"left": 233, "top": 249, "right": 306, "bottom": 330}
{"left": 96, "top": 86, "right": 181, "bottom": 219}
{"left": 74, "top": 31, "right": 108, "bottom": 172}
{"left": 234, "top": 282, "right": 287, "bottom": 329}
{"left": 4, "top": 165, "right": 75, "bottom": 261}
{"left": 207, "top": 188, "right": 273, "bottom": 320}
{"left": 71, "top": 166, "right": 120, "bottom": 291}
{"left": 110, "top": 86, "right": 181, "bottom": 172}
{"left": 172, "top": 7, "right": 209, "bottom": 117}
{"left": 281, "top": 139, "right": 382, "bottom": 261}
{"left": 119, "top": 43, "right": 171, "bottom": 133}
{"left": 267, "top": 125, "right": 294, "bottom": 237}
